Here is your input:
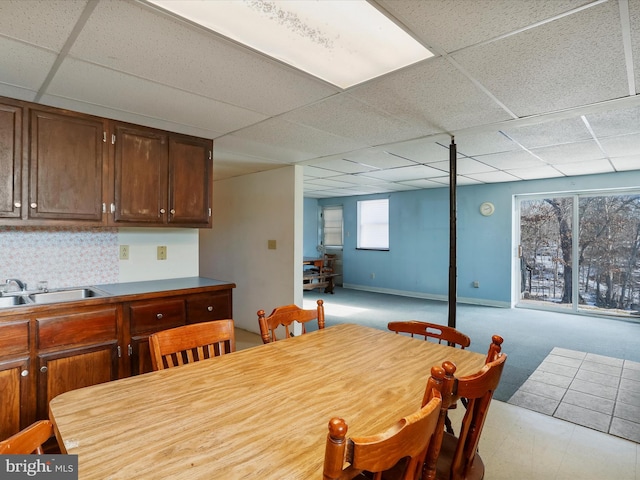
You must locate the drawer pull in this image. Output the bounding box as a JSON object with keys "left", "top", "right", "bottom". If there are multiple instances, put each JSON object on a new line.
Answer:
{"left": 21, "top": 369, "right": 29, "bottom": 377}
{"left": 40, "top": 366, "right": 47, "bottom": 373}
{"left": 207, "top": 306, "right": 213, "bottom": 312}
{"left": 156, "top": 313, "right": 163, "bottom": 319}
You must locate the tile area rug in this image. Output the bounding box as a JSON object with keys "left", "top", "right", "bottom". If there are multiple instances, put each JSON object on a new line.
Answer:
{"left": 508, "top": 347, "right": 640, "bottom": 443}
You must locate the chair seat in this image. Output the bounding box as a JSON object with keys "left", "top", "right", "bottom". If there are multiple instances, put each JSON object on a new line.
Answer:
{"left": 435, "top": 432, "right": 485, "bottom": 480}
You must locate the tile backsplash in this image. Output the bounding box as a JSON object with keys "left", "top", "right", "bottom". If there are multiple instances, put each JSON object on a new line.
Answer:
{"left": 0, "top": 226, "right": 119, "bottom": 291}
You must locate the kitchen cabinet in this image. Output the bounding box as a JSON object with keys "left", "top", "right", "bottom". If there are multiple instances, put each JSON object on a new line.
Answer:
{"left": 28, "top": 107, "right": 107, "bottom": 223}
{"left": 186, "top": 290, "right": 233, "bottom": 324}
{"left": 112, "top": 124, "right": 212, "bottom": 227}
{"left": 0, "top": 319, "right": 31, "bottom": 441}
{"left": 34, "top": 306, "right": 119, "bottom": 419}
{"left": 0, "top": 100, "right": 23, "bottom": 219}
{"left": 126, "top": 298, "right": 186, "bottom": 375}
{"left": 0, "top": 281, "right": 234, "bottom": 436}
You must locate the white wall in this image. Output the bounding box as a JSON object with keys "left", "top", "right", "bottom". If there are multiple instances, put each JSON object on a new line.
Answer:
{"left": 118, "top": 228, "right": 199, "bottom": 282}
{"left": 199, "top": 165, "right": 303, "bottom": 333}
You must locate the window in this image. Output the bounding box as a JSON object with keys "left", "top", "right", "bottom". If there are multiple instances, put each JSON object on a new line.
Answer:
{"left": 357, "top": 199, "right": 389, "bottom": 250}
{"left": 322, "top": 206, "right": 343, "bottom": 247}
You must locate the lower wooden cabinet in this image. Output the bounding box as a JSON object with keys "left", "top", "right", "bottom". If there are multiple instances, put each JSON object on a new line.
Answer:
{"left": 127, "top": 298, "right": 186, "bottom": 375}
{"left": 0, "top": 285, "right": 233, "bottom": 438}
{"left": 0, "top": 319, "right": 31, "bottom": 441}
{"left": 35, "top": 306, "right": 119, "bottom": 419}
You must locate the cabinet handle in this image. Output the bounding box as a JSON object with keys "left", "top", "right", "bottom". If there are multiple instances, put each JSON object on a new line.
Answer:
{"left": 160, "top": 208, "right": 166, "bottom": 214}
{"left": 207, "top": 306, "right": 213, "bottom": 312}
{"left": 40, "top": 366, "right": 47, "bottom": 373}
{"left": 110, "top": 203, "right": 116, "bottom": 213}
{"left": 156, "top": 313, "right": 163, "bottom": 319}
{"left": 21, "top": 369, "right": 29, "bottom": 377}
{"left": 14, "top": 202, "right": 21, "bottom": 208}
{"left": 30, "top": 202, "right": 37, "bottom": 209}
{"left": 128, "top": 344, "right": 132, "bottom": 356}
{"left": 117, "top": 345, "right": 122, "bottom": 358}
{"left": 170, "top": 209, "right": 175, "bottom": 215}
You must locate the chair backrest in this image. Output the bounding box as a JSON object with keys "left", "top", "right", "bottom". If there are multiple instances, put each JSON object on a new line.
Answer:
{"left": 387, "top": 321, "right": 471, "bottom": 349}
{"left": 323, "top": 389, "right": 442, "bottom": 480}
{"left": 257, "top": 299, "right": 324, "bottom": 344}
{"left": 0, "top": 420, "right": 54, "bottom": 454}
{"left": 148, "top": 319, "right": 236, "bottom": 370}
{"left": 422, "top": 338, "right": 507, "bottom": 480}
{"left": 323, "top": 253, "right": 337, "bottom": 273}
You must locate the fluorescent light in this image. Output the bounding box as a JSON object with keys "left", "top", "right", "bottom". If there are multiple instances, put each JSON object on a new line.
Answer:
{"left": 147, "top": 0, "right": 434, "bottom": 89}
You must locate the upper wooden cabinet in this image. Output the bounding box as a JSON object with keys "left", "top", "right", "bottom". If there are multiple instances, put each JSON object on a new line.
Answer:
{"left": 29, "top": 108, "right": 106, "bottom": 223}
{"left": 0, "top": 95, "right": 213, "bottom": 228}
{"left": 111, "top": 123, "right": 212, "bottom": 228}
{"left": 0, "top": 100, "right": 23, "bottom": 219}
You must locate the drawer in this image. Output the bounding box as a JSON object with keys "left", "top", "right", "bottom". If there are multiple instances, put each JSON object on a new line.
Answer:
{"left": 37, "top": 307, "right": 118, "bottom": 350}
{"left": 129, "top": 299, "right": 186, "bottom": 334}
{"left": 186, "top": 292, "right": 232, "bottom": 324}
{"left": 0, "top": 320, "right": 30, "bottom": 357}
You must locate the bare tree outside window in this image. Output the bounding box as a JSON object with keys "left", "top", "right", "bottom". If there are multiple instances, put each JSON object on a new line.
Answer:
{"left": 519, "top": 193, "right": 640, "bottom": 317}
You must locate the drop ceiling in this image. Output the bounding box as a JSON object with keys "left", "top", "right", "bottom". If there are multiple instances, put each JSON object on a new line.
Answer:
{"left": 1, "top": 0, "right": 639, "bottom": 198}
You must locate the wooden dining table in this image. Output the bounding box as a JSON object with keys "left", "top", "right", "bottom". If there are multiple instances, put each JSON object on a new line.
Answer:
{"left": 49, "top": 323, "right": 486, "bottom": 479}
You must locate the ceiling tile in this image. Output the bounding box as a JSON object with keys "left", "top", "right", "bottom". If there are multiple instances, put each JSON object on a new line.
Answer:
{"left": 554, "top": 159, "right": 615, "bottom": 176}
{"left": 381, "top": 136, "right": 452, "bottom": 164}
{"left": 378, "top": 0, "right": 594, "bottom": 52}
{"left": 69, "top": 0, "right": 338, "bottom": 116}
{"left": 501, "top": 116, "right": 592, "bottom": 148}
{"left": 302, "top": 166, "right": 345, "bottom": 178}
{"left": 329, "top": 175, "right": 389, "bottom": 186}
{"left": 503, "top": 165, "right": 565, "bottom": 180}
{"left": 358, "top": 164, "right": 445, "bottom": 182}
{"left": 600, "top": 133, "right": 640, "bottom": 158}
{"left": 0, "top": 0, "right": 88, "bottom": 51}
{"left": 472, "top": 150, "right": 549, "bottom": 170}
{"left": 349, "top": 58, "right": 512, "bottom": 133}
{"left": 531, "top": 140, "right": 605, "bottom": 164}
{"left": 0, "top": 39, "right": 57, "bottom": 91}
{"left": 610, "top": 155, "right": 640, "bottom": 171}
{"left": 281, "top": 93, "right": 425, "bottom": 145}
{"left": 452, "top": 1, "right": 628, "bottom": 117}
{"left": 453, "top": 131, "right": 520, "bottom": 156}
{"left": 465, "top": 171, "right": 521, "bottom": 183}
{"left": 429, "top": 158, "right": 496, "bottom": 175}
{"left": 398, "top": 179, "right": 450, "bottom": 189}
{"left": 341, "top": 149, "right": 418, "bottom": 169}
{"left": 585, "top": 105, "right": 640, "bottom": 137}
{"left": 304, "top": 158, "right": 379, "bottom": 174}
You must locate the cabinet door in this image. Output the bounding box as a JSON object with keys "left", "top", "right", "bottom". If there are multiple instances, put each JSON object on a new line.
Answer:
{"left": 0, "top": 101, "right": 23, "bottom": 219}
{"left": 29, "top": 109, "right": 106, "bottom": 222}
{"left": 186, "top": 291, "right": 232, "bottom": 324}
{"left": 113, "top": 123, "right": 168, "bottom": 225}
{"left": 35, "top": 306, "right": 119, "bottom": 419}
{"left": 128, "top": 298, "right": 185, "bottom": 375}
{"left": 168, "top": 134, "right": 212, "bottom": 227}
{"left": 0, "top": 319, "right": 32, "bottom": 439}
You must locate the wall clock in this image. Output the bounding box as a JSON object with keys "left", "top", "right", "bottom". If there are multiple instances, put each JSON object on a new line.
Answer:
{"left": 480, "top": 202, "right": 495, "bottom": 216}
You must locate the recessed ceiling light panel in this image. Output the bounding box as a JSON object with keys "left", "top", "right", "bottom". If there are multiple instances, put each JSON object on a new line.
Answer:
{"left": 147, "top": 0, "right": 434, "bottom": 88}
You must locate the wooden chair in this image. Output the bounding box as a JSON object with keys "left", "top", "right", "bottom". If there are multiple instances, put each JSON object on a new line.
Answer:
{"left": 257, "top": 299, "right": 324, "bottom": 344}
{"left": 422, "top": 337, "right": 507, "bottom": 480}
{"left": 323, "top": 386, "right": 443, "bottom": 480}
{"left": 388, "top": 321, "right": 470, "bottom": 434}
{"left": 148, "top": 319, "right": 236, "bottom": 370}
{"left": 0, "top": 420, "right": 54, "bottom": 454}
{"left": 387, "top": 321, "right": 470, "bottom": 349}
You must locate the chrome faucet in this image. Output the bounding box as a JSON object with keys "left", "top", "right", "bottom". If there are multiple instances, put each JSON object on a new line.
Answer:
{"left": 5, "top": 278, "right": 27, "bottom": 292}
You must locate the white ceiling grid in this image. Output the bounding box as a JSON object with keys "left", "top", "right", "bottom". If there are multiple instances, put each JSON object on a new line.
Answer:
{"left": 0, "top": 0, "right": 638, "bottom": 198}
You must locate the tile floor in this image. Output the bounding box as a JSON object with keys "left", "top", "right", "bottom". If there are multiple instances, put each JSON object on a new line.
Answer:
{"left": 508, "top": 347, "right": 640, "bottom": 444}
{"left": 236, "top": 328, "right": 640, "bottom": 478}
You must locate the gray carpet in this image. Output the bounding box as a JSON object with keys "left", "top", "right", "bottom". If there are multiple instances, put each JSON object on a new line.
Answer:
{"left": 303, "top": 287, "right": 640, "bottom": 402}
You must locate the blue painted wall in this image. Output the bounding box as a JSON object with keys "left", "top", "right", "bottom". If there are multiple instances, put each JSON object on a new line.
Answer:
{"left": 307, "top": 171, "right": 640, "bottom": 306}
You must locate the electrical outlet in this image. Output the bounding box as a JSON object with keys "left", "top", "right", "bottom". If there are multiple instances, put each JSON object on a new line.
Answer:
{"left": 370, "top": 273, "right": 375, "bottom": 279}
{"left": 119, "top": 245, "right": 129, "bottom": 260}
{"left": 473, "top": 280, "right": 480, "bottom": 288}
{"left": 157, "top": 245, "right": 167, "bottom": 260}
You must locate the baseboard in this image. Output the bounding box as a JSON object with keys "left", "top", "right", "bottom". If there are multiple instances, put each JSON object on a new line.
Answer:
{"left": 342, "top": 283, "right": 510, "bottom": 308}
